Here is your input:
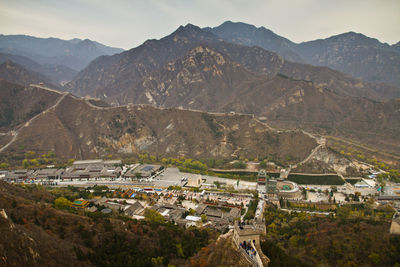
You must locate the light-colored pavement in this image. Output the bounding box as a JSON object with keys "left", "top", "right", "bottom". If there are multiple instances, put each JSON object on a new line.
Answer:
{"left": 49, "top": 167, "right": 258, "bottom": 191}
{"left": 151, "top": 167, "right": 257, "bottom": 190}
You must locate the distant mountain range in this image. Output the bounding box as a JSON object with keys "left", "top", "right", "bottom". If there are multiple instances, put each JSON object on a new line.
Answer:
{"left": 205, "top": 21, "right": 400, "bottom": 87}
{"left": 66, "top": 24, "right": 399, "bottom": 101}
{"left": 0, "top": 34, "right": 124, "bottom": 84}
{"left": 0, "top": 52, "right": 77, "bottom": 85}
{"left": 0, "top": 35, "right": 124, "bottom": 70}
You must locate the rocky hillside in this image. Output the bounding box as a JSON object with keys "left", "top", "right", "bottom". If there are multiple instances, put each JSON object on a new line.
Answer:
{"left": 0, "top": 80, "right": 61, "bottom": 131}
{"left": 0, "top": 82, "right": 317, "bottom": 163}
{"left": 0, "top": 52, "right": 78, "bottom": 85}
{"left": 296, "top": 32, "right": 400, "bottom": 87}
{"left": 0, "top": 61, "right": 58, "bottom": 89}
{"left": 108, "top": 45, "right": 400, "bottom": 155}
{"left": 67, "top": 24, "right": 398, "bottom": 102}
{"left": 111, "top": 45, "right": 268, "bottom": 110}
{"left": 208, "top": 21, "right": 400, "bottom": 88}
{"left": 66, "top": 24, "right": 220, "bottom": 98}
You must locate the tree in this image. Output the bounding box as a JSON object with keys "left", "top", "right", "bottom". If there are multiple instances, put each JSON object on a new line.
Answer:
{"left": 289, "top": 235, "right": 299, "bottom": 247}
{"left": 30, "top": 159, "right": 39, "bottom": 167}
{"left": 259, "top": 161, "right": 267, "bottom": 169}
{"left": 144, "top": 208, "right": 165, "bottom": 224}
{"left": 54, "top": 197, "right": 72, "bottom": 209}
{"left": 139, "top": 153, "right": 149, "bottom": 163}
{"left": 267, "top": 223, "right": 277, "bottom": 233}
{"left": 24, "top": 151, "right": 35, "bottom": 159}
{"left": 368, "top": 253, "right": 380, "bottom": 264}
{"left": 176, "top": 243, "right": 185, "bottom": 257}
{"left": 201, "top": 214, "right": 207, "bottom": 222}
{"left": 151, "top": 256, "right": 164, "bottom": 266}
{"left": 232, "top": 161, "right": 246, "bottom": 169}
{"left": 0, "top": 162, "right": 10, "bottom": 169}
{"left": 22, "top": 159, "right": 29, "bottom": 168}
{"left": 46, "top": 151, "right": 56, "bottom": 158}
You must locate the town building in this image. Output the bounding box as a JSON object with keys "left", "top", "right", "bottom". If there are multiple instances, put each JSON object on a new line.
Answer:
{"left": 124, "top": 201, "right": 144, "bottom": 217}
{"left": 257, "top": 169, "right": 267, "bottom": 194}
{"left": 71, "top": 199, "right": 89, "bottom": 209}
{"left": 124, "top": 164, "right": 162, "bottom": 178}
{"left": 4, "top": 169, "right": 34, "bottom": 183}
{"left": 186, "top": 175, "right": 203, "bottom": 188}
{"left": 62, "top": 160, "right": 122, "bottom": 181}
{"left": 195, "top": 203, "right": 241, "bottom": 226}
{"left": 72, "top": 159, "right": 121, "bottom": 169}
{"left": 32, "top": 168, "right": 64, "bottom": 181}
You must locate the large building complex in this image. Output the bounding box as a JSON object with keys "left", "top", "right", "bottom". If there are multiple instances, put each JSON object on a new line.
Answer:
{"left": 258, "top": 169, "right": 301, "bottom": 199}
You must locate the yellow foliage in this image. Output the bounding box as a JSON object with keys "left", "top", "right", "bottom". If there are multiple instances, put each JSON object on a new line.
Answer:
{"left": 54, "top": 197, "right": 72, "bottom": 209}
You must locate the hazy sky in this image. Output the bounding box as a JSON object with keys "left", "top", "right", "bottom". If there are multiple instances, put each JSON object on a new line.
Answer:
{"left": 0, "top": 0, "right": 399, "bottom": 49}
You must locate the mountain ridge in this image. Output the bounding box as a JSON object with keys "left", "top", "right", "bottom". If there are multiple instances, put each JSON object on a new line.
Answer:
{"left": 0, "top": 34, "right": 124, "bottom": 83}
{"left": 0, "top": 61, "right": 59, "bottom": 89}
{"left": 0, "top": 81, "right": 318, "bottom": 164}
{"left": 101, "top": 44, "right": 400, "bottom": 154}
{"left": 208, "top": 21, "right": 400, "bottom": 87}
{"left": 0, "top": 53, "right": 77, "bottom": 85}
{"left": 67, "top": 23, "right": 398, "bottom": 102}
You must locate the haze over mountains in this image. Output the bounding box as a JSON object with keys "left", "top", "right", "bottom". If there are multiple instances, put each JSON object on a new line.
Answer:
{"left": 0, "top": 21, "right": 399, "bottom": 161}
{"left": 0, "top": 61, "right": 58, "bottom": 89}
{"left": 0, "top": 35, "right": 124, "bottom": 85}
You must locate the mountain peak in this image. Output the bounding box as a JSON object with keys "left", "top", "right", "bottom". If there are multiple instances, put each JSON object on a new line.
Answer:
{"left": 166, "top": 23, "right": 217, "bottom": 43}
{"left": 184, "top": 23, "right": 198, "bottom": 28}
{"left": 216, "top": 21, "right": 274, "bottom": 34}
{"left": 173, "top": 23, "right": 203, "bottom": 35}
{"left": 324, "top": 31, "right": 372, "bottom": 42}
{"left": 206, "top": 21, "right": 300, "bottom": 61}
